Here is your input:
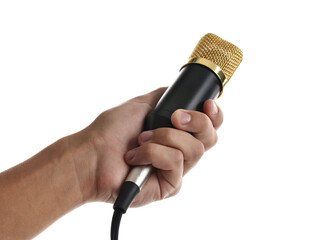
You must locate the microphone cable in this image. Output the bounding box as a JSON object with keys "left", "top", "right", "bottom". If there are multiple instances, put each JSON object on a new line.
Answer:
{"left": 110, "top": 209, "right": 123, "bottom": 240}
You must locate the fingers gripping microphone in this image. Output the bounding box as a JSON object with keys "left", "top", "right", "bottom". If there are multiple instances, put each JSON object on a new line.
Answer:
{"left": 111, "top": 33, "right": 243, "bottom": 240}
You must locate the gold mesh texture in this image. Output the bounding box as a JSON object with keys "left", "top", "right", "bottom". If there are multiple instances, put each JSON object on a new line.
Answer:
{"left": 190, "top": 33, "right": 243, "bottom": 84}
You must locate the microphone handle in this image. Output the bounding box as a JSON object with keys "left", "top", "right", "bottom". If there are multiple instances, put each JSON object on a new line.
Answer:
{"left": 126, "top": 63, "right": 222, "bottom": 188}
{"left": 114, "top": 63, "right": 222, "bottom": 212}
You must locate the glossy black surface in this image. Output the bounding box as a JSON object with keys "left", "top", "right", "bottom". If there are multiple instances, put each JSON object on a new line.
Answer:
{"left": 144, "top": 64, "right": 222, "bottom": 130}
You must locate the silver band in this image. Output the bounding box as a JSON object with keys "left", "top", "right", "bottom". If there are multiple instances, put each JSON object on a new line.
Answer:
{"left": 125, "top": 165, "right": 154, "bottom": 190}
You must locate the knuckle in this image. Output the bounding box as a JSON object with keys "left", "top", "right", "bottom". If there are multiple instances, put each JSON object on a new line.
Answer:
{"left": 209, "top": 132, "right": 218, "bottom": 148}
{"left": 197, "top": 113, "right": 212, "bottom": 130}
{"left": 164, "top": 150, "right": 184, "bottom": 172}
{"left": 194, "top": 141, "right": 205, "bottom": 160}
{"left": 206, "top": 132, "right": 218, "bottom": 150}
{"left": 200, "top": 113, "right": 211, "bottom": 124}
{"left": 172, "top": 150, "right": 184, "bottom": 166}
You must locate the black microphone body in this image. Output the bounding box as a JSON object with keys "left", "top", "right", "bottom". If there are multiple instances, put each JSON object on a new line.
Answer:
{"left": 114, "top": 63, "right": 221, "bottom": 213}
{"left": 145, "top": 64, "right": 222, "bottom": 130}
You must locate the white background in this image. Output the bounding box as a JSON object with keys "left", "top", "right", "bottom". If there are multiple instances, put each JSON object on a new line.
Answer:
{"left": 1, "top": 0, "right": 329, "bottom": 239}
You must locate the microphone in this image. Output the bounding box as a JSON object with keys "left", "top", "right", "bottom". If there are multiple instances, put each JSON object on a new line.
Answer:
{"left": 111, "top": 33, "right": 243, "bottom": 240}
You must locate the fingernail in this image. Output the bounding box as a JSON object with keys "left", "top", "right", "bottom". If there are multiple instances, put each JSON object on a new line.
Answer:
{"left": 212, "top": 101, "right": 218, "bottom": 115}
{"left": 180, "top": 111, "right": 191, "bottom": 125}
{"left": 140, "top": 131, "right": 153, "bottom": 143}
{"left": 125, "top": 149, "right": 135, "bottom": 162}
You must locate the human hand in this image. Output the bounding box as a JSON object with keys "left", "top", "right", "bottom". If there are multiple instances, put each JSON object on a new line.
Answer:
{"left": 72, "top": 87, "right": 223, "bottom": 207}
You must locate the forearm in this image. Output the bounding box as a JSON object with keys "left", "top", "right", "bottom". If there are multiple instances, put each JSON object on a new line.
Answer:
{"left": 0, "top": 133, "right": 96, "bottom": 239}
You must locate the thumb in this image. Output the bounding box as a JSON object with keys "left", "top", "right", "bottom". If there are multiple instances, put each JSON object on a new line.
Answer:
{"left": 130, "top": 87, "right": 167, "bottom": 109}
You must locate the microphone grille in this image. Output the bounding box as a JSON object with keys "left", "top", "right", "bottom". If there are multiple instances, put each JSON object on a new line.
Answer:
{"left": 190, "top": 33, "right": 243, "bottom": 84}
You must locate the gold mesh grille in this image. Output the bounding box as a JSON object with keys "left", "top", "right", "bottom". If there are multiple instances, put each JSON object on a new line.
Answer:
{"left": 189, "top": 33, "right": 243, "bottom": 84}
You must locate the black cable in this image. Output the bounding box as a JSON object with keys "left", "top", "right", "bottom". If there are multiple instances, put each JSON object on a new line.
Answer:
{"left": 111, "top": 181, "right": 140, "bottom": 240}
{"left": 111, "top": 209, "right": 123, "bottom": 240}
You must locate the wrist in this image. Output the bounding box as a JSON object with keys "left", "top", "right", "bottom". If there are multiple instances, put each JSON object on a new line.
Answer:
{"left": 64, "top": 130, "right": 98, "bottom": 203}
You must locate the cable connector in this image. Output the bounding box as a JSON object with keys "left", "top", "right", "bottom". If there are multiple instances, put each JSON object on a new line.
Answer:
{"left": 113, "top": 181, "right": 140, "bottom": 213}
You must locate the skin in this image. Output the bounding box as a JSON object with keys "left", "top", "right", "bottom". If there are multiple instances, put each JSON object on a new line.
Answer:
{"left": 0, "top": 87, "right": 223, "bottom": 239}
